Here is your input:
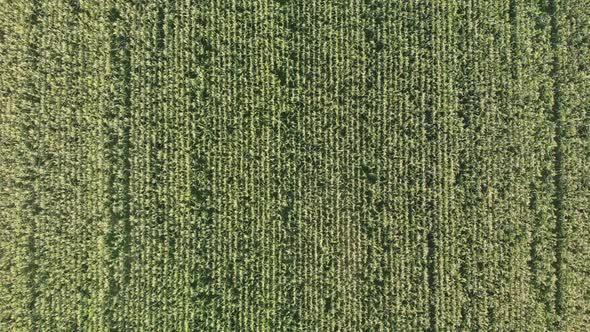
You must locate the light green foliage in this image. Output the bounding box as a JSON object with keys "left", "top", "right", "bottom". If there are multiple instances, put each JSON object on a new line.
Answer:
{"left": 0, "top": 0, "right": 587, "bottom": 330}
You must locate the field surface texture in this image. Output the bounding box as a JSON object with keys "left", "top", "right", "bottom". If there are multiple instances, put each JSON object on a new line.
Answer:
{"left": 1, "top": 1, "right": 589, "bottom": 331}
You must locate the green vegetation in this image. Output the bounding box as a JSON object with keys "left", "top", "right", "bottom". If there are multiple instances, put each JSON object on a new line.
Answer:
{"left": 0, "top": 0, "right": 588, "bottom": 330}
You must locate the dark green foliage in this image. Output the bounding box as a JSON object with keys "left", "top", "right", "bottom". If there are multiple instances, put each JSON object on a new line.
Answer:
{"left": 0, "top": 0, "right": 588, "bottom": 331}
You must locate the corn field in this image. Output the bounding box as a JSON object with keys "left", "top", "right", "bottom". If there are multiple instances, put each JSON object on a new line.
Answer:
{"left": 0, "top": 0, "right": 588, "bottom": 331}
